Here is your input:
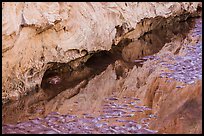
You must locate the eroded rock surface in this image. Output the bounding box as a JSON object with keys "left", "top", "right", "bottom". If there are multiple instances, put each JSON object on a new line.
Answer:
{"left": 2, "top": 2, "right": 201, "bottom": 103}
{"left": 2, "top": 2, "right": 202, "bottom": 134}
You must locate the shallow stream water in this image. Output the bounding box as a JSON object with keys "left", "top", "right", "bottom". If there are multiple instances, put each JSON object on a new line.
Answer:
{"left": 2, "top": 17, "right": 202, "bottom": 134}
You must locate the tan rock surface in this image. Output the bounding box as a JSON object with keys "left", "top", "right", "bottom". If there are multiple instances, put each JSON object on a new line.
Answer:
{"left": 2, "top": 2, "right": 201, "bottom": 102}
{"left": 2, "top": 2, "right": 202, "bottom": 134}
{"left": 41, "top": 17, "right": 202, "bottom": 134}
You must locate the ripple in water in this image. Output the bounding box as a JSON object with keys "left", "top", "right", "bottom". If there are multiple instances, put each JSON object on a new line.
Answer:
{"left": 2, "top": 96, "right": 158, "bottom": 134}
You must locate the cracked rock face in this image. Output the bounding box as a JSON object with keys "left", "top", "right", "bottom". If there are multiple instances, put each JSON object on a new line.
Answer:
{"left": 2, "top": 2, "right": 201, "bottom": 103}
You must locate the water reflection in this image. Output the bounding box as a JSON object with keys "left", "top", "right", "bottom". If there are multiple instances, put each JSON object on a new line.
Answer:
{"left": 2, "top": 16, "right": 200, "bottom": 134}
{"left": 2, "top": 96, "right": 157, "bottom": 134}
{"left": 120, "top": 17, "right": 196, "bottom": 64}
{"left": 159, "top": 18, "right": 202, "bottom": 84}
{"left": 39, "top": 16, "right": 197, "bottom": 100}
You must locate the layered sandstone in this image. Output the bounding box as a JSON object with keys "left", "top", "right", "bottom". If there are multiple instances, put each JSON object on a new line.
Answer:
{"left": 2, "top": 2, "right": 201, "bottom": 103}
{"left": 2, "top": 2, "right": 202, "bottom": 134}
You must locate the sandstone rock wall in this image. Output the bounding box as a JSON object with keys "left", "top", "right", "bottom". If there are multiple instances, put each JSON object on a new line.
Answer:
{"left": 2, "top": 2, "right": 201, "bottom": 108}
{"left": 43, "top": 18, "right": 202, "bottom": 134}
{"left": 2, "top": 2, "right": 202, "bottom": 134}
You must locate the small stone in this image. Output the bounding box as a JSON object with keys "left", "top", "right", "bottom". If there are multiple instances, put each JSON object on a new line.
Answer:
{"left": 108, "top": 97, "right": 118, "bottom": 101}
